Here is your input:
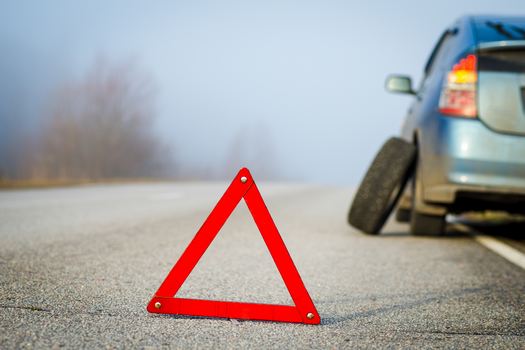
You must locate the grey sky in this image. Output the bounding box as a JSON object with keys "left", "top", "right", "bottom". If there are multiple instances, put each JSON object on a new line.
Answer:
{"left": 2, "top": 0, "right": 525, "bottom": 184}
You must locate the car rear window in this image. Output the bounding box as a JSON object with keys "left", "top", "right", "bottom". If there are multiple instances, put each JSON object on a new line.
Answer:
{"left": 474, "top": 18, "right": 525, "bottom": 42}
{"left": 478, "top": 49, "right": 525, "bottom": 72}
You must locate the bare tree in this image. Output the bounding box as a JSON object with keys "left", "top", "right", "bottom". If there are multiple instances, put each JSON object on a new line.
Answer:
{"left": 37, "top": 58, "right": 168, "bottom": 180}
{"left": 224, "top": 123, "right": 280, "bottom": 181}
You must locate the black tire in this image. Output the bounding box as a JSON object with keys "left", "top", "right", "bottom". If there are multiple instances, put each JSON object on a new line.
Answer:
{"left": 395, "top": 207, "right": 411, "bottom": 223}
{"left": 348, "top": 137, "right": 416, "bottom": 234}
{"left": 410, "top": 165, "right": 446, "bottom": 235}
{"left": 410, "top": 212, "right": 445, "bottom": 235}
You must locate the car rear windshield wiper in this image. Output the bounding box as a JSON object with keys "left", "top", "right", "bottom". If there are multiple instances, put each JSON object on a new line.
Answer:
{"left": 509, "top": 24, "right": 525, "bottom": 39}
{"left": 486, "top": 21, "right": 516, "bottom": 39}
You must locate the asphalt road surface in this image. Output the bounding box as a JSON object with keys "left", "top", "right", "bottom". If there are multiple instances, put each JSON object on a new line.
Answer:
{"left": 1, "top": 183, "right": 524, "bottom": 349}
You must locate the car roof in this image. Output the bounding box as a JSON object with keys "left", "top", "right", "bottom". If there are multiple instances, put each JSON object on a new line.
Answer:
{"left": 465, "top": 15, "right": 525, "bottom": 43}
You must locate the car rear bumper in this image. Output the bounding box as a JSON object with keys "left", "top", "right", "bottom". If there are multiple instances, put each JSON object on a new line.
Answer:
{"left": 419, "top": 115, "right": 525, "bottom": 206}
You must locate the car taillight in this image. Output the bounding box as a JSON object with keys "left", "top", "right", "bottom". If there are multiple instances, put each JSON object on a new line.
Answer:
{"left": 438, "top": 54, "right": 477, "bottom": 118}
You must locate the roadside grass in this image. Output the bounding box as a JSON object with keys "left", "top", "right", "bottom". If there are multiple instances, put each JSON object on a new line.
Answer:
{"left": 0, "top": 178, "right": 173, "bottom": 189}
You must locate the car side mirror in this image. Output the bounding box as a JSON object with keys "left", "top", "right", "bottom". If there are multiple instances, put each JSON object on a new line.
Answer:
{"left": 385, "top": 75, "right": 415, "bottom": 95}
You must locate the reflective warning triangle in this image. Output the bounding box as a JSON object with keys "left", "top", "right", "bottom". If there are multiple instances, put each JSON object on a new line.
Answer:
{"left": 147, "top": 167, "right": 320, "bottom": 324}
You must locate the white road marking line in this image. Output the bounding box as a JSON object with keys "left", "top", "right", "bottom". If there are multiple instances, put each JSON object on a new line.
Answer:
{"left": 474, "top": 235, "right": 525, "bottom": 270}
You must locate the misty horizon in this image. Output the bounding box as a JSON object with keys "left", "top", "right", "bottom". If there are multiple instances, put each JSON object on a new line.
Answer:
{"left": 2, "top": 1, "right": 525, "bottom": 184}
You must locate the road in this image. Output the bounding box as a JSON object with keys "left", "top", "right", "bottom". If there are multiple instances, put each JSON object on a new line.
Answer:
{"left": 0, "top": 183, "right": 524, "bottom": 349}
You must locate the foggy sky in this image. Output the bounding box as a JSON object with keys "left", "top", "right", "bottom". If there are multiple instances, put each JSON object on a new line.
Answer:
{"left": 2, "top": 0, "right": 525, "bottom": 184}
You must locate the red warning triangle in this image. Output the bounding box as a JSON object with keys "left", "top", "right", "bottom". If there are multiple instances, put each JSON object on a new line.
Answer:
{"left": 147, "top": 167, "right": 320, "bottom": 324}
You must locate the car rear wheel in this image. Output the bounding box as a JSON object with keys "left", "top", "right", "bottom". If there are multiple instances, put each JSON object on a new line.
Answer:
{"left": 410, "top": 162, "right": 446, "bottom": 235}
{"left": 410, "top": 212, "right": 446, "bottom": 235}
{"left": 395, "top": 207, "right": 411, "bottom": 223}
{"left": 348, "top": 137, "right": 416, "bottom": 234}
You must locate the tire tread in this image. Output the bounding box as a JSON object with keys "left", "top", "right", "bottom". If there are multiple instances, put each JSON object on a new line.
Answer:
{"left": 348, "top": 137, "right": 416, "bottom": 234}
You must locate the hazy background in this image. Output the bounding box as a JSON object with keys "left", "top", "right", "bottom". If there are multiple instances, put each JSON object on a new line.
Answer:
{"left": 1, "top": 0, "right": 524, "bottom": 184}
